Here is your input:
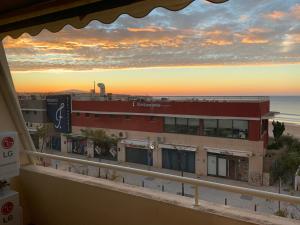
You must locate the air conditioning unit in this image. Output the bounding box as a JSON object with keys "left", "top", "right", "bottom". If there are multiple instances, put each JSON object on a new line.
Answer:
{"left": 118, "top": 131, "right": 127, "bottom": 139}
{"left": 157, "top": 136, "right": 165, "bottom": 144}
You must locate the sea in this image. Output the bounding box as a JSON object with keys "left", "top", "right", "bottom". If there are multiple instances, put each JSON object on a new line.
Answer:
{"left": 270, "top": 96, "right": 300, "bottom": 125}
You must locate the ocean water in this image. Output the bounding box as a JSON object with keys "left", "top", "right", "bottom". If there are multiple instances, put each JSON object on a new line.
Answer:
{"left": 270, "top": 96, "right": 300, "bottom": 125}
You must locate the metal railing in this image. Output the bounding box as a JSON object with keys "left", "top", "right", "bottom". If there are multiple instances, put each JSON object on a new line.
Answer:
{"left": 152, "top": 96, "right": 270, "bottom": 102}
{"left": 26, "top": 151, "right": 300, "bottom": 206}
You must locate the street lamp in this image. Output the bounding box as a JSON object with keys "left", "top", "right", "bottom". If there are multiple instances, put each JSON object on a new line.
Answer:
{"left": 177, "top": 149, "right": 185, "bottom": 196}
{"left": 148, "top": 142, "right": 155, "bottom": 170}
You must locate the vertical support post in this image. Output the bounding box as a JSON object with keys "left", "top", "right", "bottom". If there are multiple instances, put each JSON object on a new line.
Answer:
{"left": 142, "top": 180, "right": 144, "bottom": 187}
{"left": 278, "top": 177, "right": 281, "bottom": 211}
{"left": 181, "top": 170, "right": 184, "bottom": 196}
{"left": 122, "top": 177, "right": 125, "bottom": 183}
{"left": 194, "top": 185, "right": 199, "bottom": 206}
{"left": 68, "top": 166, "right": 71, "bottom": 172}
{"left": 162, "top": 185, "right": 164, "bottom": 192}
{"left": 254, "top": 204, "right": 257, "bottom": 212}
{"left": 225, "top": 198, "right": 227, "bottom": 206}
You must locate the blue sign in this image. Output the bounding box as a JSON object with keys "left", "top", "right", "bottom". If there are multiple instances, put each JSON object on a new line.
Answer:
{"left": 46, "top": 95, "right": 71, "bottom": 133}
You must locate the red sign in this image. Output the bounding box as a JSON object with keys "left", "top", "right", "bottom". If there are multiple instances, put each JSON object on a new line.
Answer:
{"left": 1, "top": 136, "right": 14, "bottom": 149}
{"left": 1, "top": 202, "right": 14, "bottom": 215}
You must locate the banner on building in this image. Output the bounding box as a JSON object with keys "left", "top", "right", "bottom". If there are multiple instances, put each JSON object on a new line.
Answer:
{"left": 46, "top": 95, "right": 71, "bottom": 133}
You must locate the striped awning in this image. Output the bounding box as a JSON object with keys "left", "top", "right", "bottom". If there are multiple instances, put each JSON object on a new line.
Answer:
{"left": 204, "top": 147, "right": 253, "bottom": 157}
{"left": 159, "top": 144, "right": 197, "bottom": 152}
{"left": 0, "top": 0, "right": 228, "bottom": 40}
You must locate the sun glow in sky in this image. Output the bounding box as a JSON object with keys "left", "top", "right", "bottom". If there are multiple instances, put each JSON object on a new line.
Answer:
{"left": 3, "top": 0, "right": 300, "bottom": 95}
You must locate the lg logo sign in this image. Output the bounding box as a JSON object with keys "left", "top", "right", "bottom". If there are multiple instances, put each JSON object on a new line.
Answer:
{"left": 1, "top": 136, "right": 14, "bottom": 158}
{"left": 1, "top": 136, "right": 14, "bottom": 149}
{"left": 1, "top": 202, "right": 14, "bottom": 223}
{"left": 1, "top": 202, "right": 14, "bottom": 215}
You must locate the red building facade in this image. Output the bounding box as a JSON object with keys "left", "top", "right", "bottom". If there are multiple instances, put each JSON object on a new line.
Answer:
{"left": 69, "top": 97, "right": 272, "bottom": 185}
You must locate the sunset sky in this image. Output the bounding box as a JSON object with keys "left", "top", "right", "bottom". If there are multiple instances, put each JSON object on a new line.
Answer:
{"left": 3, "top": 0, "right": 300, "bottom": 95}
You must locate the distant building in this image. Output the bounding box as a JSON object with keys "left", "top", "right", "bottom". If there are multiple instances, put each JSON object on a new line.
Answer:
{"left": 19, "top": 92, "right": 276, "bottom": 186}
{"left": 18, "top": 94, "right": 61, "bottom": 151}
{"left": 68, "top": 95, "right": 275, "bottom": 186}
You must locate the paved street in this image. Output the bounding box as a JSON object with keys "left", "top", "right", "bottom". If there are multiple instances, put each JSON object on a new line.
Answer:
{"left": 46, "top": 150, "right": 300, "bottom": 219}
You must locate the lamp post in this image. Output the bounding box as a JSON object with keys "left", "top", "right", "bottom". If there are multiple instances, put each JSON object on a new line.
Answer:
{"left": 177, "top": 149, "right": 185, "bottom": 196}
{"left": 148, "top": 143, "right": 155, "bottom": 170}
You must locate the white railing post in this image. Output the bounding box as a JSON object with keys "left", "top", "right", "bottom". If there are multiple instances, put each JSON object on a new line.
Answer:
{"left": 194, "top": 185, "right": 199, "bottom": 206}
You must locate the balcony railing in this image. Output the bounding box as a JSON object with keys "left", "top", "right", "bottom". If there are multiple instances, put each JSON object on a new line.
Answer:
{"left": 26, "top": 150, "right": 300, "bottom": 207}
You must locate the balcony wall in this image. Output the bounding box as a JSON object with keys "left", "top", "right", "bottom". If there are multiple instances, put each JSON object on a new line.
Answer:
{"left": 19, "top": 165, "right": 297, "bottom": 225}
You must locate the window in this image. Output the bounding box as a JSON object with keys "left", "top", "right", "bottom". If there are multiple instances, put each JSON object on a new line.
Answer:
{"left": 164, "top": 117, "right": 176, "bottom": 133}
{"left": 176, "top": 118, "right": 188, "bottom": 133}
{"left": 76, "top": 112, "right": 80, "bottom": 117}
{"left": 33, "top": 111, "right": 37, "bottom": 115}
{"left": 164, "top": 117, "right": 199, "bottom": 135}
{"left": 233, "top": 120, "right": 248, "bottom": 139}
{"left": 94, "top": 114, "right": 100, "bottom": 118}
{"left": 149, "top": 116, "right": 155, "bottom": 121}
{"left": 187, "top": 118, "right": 199, "bottom": 134}
{"left": 261, "top": 119, "right": 268, "bottom": 134}
{"left": 218, "top": 119, "right": 233, "bottom": 138}
{"left": 125, "top": 115, "right": 131, "bottom": 119}
{"left": 85, "top": 113, "right": 90, "bottom": 117}
{"left": 203, "top": 119, "right": 218, "bottom": 136}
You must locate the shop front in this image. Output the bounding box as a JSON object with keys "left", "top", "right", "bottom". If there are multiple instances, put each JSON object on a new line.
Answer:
{"left": 67, "top": 136, "right": 87, "bottom": 155}
{"left": 160, "top": 144, "right": 196, "bottom": 173}
{"left": 94, "top": 142, "right": 117, "bottom": 161}
{"left": 50, "top": 135, "right": 61, "bottom": 151}
{"left": 206, "top": 147, "right": 251, "bottom": 182}
{"left": 122, "top": 139, "right": 153, "bottom": 166}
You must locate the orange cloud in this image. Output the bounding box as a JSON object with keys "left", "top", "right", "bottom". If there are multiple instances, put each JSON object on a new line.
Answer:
{"left": 127, "top": 27, "right": 163, "bottom": 32}
{"left": 241, "top": 36, "right": 269, "bottom": 44}
{"left": 247, "top": 28, "right": 270, "bottom": 33}
{"left": 291, "top": 4, "right": 300, "bottom": 19}
{"left": 202, "top": 38, "right": 232, "bottom": 46}
{"left": 264, "top": 11, "right": 286, "bottom": 20}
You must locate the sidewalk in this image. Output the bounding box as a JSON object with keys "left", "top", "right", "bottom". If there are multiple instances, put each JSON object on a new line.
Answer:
{"left": 44, "top": 150, "right": 300, "bottom": 219}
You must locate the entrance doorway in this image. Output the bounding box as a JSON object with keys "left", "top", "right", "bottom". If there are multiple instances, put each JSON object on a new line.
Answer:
{"left": 162, "top": 148, "right": 195, "bottom": 173}
{"left": 207, "top": 153, "right": 249, "bottom": 181}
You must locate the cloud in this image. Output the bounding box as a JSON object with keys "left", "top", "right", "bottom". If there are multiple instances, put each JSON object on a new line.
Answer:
{"left": 291, "top": 4, "right": 300, "bottom": 19}
{"left": 3, "top": 0, "right": 300, "bottom": 71}
{"left": 264, "top": 11, "right": 286, "bottom": 20}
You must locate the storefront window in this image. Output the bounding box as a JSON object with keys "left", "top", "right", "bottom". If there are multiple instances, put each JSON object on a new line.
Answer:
{"left": 204, "top": 119, "right": 218, "bottom": 136}
{"left": 176, "top": 118, "right": 188, "bottom": 133}
{"left": 187, "top": 118, "right": 199, "bottom": 134}
{"left": 233, "top": 120, "right": 248, "bottom": 139}
{"left": 164, "top": 117, "right": 176, "bottom": 133}
{"left": 218, "top": 119, "right": 233, "bottom": 138}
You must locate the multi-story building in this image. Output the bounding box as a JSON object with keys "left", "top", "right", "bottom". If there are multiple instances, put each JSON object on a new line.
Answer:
{"left": 18, "top": 94, "right": 61, "bottom": 151}
{"left": 63, "top": 95, "right": 274, "bottom": 186}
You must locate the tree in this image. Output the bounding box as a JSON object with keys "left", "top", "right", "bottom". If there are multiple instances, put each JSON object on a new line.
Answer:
{"left": 271, "top": 135, "right": 300, "bottom": 184}
{"left": 36, "top": 124, "right": 51, "bottom": 152}
{"left": 272, "top": 121, "right": 285, "bottom": 145}
{"left": 80, "top": 129, "right": 118, "bottom": 156}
